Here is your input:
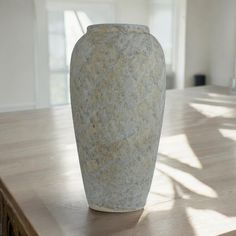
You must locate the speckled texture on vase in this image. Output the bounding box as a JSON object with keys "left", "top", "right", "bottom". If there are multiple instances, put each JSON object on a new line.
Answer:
{"left": 70, "top": 24, "right": 166, "bottom": 212}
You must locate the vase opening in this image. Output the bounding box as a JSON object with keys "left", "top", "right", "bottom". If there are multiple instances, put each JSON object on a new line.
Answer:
{"left": 87, "top": 24, "right": 149, "bottom": 34}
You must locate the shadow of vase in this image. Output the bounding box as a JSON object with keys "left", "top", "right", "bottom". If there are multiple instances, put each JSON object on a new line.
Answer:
{"left": 84, "top": 208, "right": 144, "bottom": 236}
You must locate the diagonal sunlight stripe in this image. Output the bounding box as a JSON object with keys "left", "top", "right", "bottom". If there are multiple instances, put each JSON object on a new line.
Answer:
{"left": 190, "top": 103, "right": 234, "bottom": 118}
{"left": 187, "top": 207, "right": 236, "bottom": 236}
{"left": 219, "top": 128, "right": 236, "bottom": 142}
{"left": 159, "top": 134, "right": 202, "bottom": 169}
{"left": 157, "top": 163, "right": 218, "bottom": 198}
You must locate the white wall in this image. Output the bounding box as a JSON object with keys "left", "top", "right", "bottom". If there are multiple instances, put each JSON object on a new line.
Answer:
{"left": 115, "top": 0, "right": 149, "bottom": 25}
{"left": 208, "top": 0, "right": 236, "bottom": 86}
{"left": 185, "top": 0, "right": 236, "bottom": 87}
{"left": 34, "top": 0, "right": 50, "bottom": 108}
{"left": 0, "top": 0, "right": 36, "bottom": 112}
{"left": 185, "top": 0, "right": 210, "bottom": 87}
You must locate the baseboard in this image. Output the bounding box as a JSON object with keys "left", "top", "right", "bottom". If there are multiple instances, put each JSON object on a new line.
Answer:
{"left": 0, "top": 103, "right": 35, "bottom": 113}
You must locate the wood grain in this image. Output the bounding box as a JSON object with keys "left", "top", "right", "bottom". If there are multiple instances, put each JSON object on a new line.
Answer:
{"left": 0, "top": 179, "right": 36, "bottom": 236}
{"left": 0, "top": 86, "right": 236, "bottom": 236}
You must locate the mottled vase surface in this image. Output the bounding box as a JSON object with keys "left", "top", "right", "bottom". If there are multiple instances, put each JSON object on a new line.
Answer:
{"left": 70, "top": 24, "right": 166, "bottom": 212}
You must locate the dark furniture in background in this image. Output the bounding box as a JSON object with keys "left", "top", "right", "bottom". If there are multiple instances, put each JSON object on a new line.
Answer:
{"left": 194, "top": 74, "right": 206, "bottom": 86}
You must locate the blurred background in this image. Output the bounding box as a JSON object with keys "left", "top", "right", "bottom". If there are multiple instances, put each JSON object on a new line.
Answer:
{"left": 0, "top": 0, "right": 236, "bottom": 111}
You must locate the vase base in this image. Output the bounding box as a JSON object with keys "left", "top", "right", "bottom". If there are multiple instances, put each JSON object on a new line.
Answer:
{"left": 89, "top": 205, "right": 144, "bottom": 213}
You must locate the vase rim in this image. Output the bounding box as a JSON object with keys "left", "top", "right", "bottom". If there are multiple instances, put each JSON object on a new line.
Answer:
{"left": 87, "top": 24, "right": 149, "bottom": 34}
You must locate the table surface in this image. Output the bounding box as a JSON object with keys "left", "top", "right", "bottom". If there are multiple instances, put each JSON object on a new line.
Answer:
{"left": 0, "top": 86, "right": 236, "bottom": 236}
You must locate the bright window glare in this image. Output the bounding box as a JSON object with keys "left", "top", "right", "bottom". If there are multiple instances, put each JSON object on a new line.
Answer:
{"left": 77, "top": 11, "right": 93, "bottom": 32}
{"left": 48, "top": 10, "right": 89, "bottom": 105}
{"left": 48, "top": 4, "right": 115, "bottom": 106}
{"left": 64, "top": 11, "right": 84, "bottom": 70}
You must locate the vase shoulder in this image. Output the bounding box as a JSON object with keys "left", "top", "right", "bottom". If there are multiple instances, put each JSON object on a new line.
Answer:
{"left": 87, "top": 23, "right": 149, "bottom": 34}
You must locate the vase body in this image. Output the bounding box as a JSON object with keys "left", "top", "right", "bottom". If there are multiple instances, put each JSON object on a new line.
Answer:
{"left": 70, "top": 24, "right": 166, "bottom": 212}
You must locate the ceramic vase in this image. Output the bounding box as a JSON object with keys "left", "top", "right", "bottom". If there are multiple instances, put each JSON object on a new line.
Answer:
{"left": 70, "top": 24, "right": 166, "bottom": 212}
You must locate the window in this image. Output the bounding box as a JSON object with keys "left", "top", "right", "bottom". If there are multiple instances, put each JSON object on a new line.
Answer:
{"left": 47, "top": 4, "right": 115, "bottom": 106}
{"left": 47, "top": 1, "right": 179, "bottom": 104}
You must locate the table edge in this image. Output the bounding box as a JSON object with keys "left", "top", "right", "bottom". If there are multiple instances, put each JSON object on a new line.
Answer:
{"left": 0, "top": 177, "right": 38, "bottom": 236}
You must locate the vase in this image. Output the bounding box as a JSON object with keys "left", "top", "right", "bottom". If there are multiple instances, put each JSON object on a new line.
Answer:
{"left": 70, "top": 24, "right": 166, "bottom": 212}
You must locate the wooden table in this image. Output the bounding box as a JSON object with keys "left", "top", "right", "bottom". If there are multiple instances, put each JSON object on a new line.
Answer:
{"left": 0, "top": 86, "right": 236, "bottom": 236}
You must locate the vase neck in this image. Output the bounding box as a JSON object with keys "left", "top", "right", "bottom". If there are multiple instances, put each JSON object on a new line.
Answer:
{"left": 87, "top": 24, "right": 149, "bottom": 34}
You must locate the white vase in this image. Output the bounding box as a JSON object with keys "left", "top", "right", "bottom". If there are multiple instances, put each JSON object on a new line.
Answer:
{"left": 70, "top": 24, "right": 166, "bottom": 212}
